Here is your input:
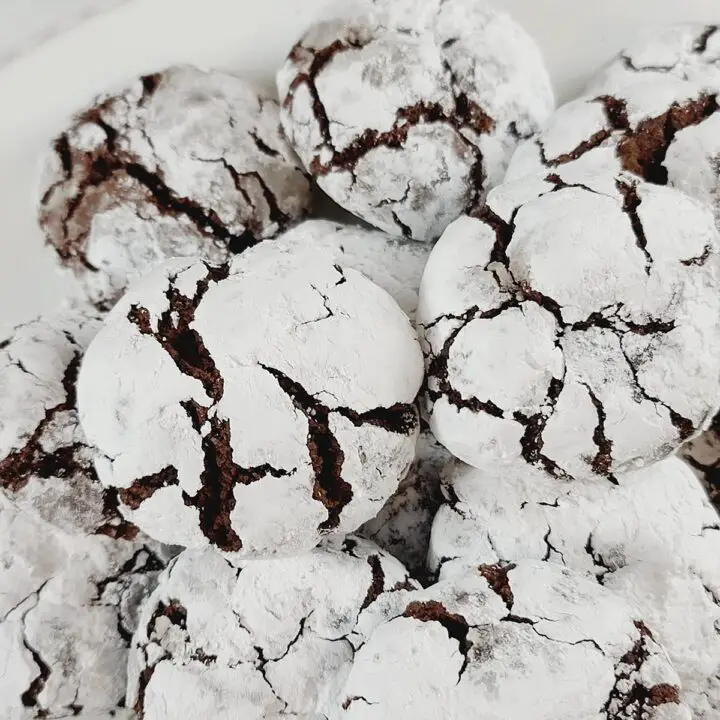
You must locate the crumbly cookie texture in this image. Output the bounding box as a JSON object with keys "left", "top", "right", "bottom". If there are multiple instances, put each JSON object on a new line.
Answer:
{"left": 272, "top": 219, "right": 431, "bottom": 321}
{"left": 78, "top": 246, "right": 424, "bottom": 561}
{"left": 417, "top": 172, "right": 720, "bottom": 479}
{"left": 0, "top": 306, "right": 138, "bottom": 539}
{"left": 127, "top": 535, "right": 418, "bottom": 720}
{"left": 505, "top": 78, "right": 720, "bottom": 228}
{"left": 429, "top": 457, "right": 720, "bottom": 718}
{"left": 681, "top": 413, "right": 720, "bottom": 511}
{"left": 39, "top": 64, "right": 312, "bottom": 307}
{"left": 358, "top": 430, "right": 451, "bottom": 583}
{"left": 587, "top": 24, "right": 720, "bottom": 95}
{"left": 277, "top": 0, "right": 553, "bottom": 241}
{"left": 334, "top": 560, "right": 690, "bottom": 720}
{"left": 0, "top": 504, "right": 174, "bottom": 719}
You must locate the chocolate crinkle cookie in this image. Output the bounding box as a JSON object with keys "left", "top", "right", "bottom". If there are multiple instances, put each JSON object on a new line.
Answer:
{"left": 418, "top": 171, "right": 720, "bottom": 479}
{"left": 587, "top": 24, "right": 720, "bottom": 95}
{"left": 127, "top": 535, "right": 418, "bottom": 719}
{"left": 38, "top": 64, "right": 312, "bottom": 307}
{"left": 681, "top": 413, "right": 720, "bottom": 511}
{"left": 0, "top": 306, "right": 138, "bottom": 539}
{"left": 273, "top": 218, "right": 432, "bottom": 321}
{"left": 0, "top": 504, "right": 175, "bottom": 719}
{"left": 506, "top": 78, "right": 720, "bottom": 226}
{"left": 358, "top": 430, "right": 452, "bottom": 584}
{"left": 78, "top": 245, "right": 424, "bottom": 561}
{"left": 429, "top": 457, "right": 720, "bottom": 718}
{"left": 277, "top": 0, "right": 554, "bottom": 241}
{"left": 334, "top": 560, "right": 691, "bottom": 719}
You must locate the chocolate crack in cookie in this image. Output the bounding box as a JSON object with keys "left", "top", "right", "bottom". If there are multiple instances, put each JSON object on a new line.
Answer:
{"left": 681, "top": 413, "right": 720, "bottom": 512}
{"left": 0, "top": 504, "right": 175, "bottom": 719}
{"left": 336, "top": 561, "right": 691, "bottom": 719}
{"left": 39, "top": 65, "right": 312, "bottom": 307}
{"left": 587, "top": 24, "right": 720, "bottom": 95}
{"left": 429, "top": 457, "right": 720, "bottom": 718}
{"left": 0, "top": 306, "right": 137, "bottom": 539}
{"left": 506, "top": 78, "right": 720, "bottom": 229}
{"left": 272, "top": 218, "right": 433, "bottom": 322}
{"left": 127, "top": 536, "right": 418, "bottom": 719}
{"left": 78, "top": 243, "right": 424, "bottom": 561}
{"left": 277, "top": 0, "right": 553, "bottom": 241}
{"left": 418, "top": 171, "right": 720, "bottom": 480}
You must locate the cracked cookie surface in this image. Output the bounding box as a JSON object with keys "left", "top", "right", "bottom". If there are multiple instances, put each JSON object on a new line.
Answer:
{"left": 127, "top": 535, "right": 418, "bottom": 720}
{"left": 78, "top": 245, "right": 423, "bottom": 561}
{"left": 0, "top": 306, "right": 138, "bottom": 539}
{"left": 277, "top": 0, "right": 553, "bottom": 241}
{"left": 38, "top": 64, "right": 312, "bottom": 307}
{"left": 429, "top": 457, "right": 720, "bottom": 718}
{"left": 506, "top": 78, "right": 720, "bottom": 227}
{"left": 586, "top": 24, "right": 720, "bottom": 95}
{"left": 335, "top": 560, "right": 690, "bottom": 719}
{"left": 358, "top": 430, "right": 451, "bottom": 584}
{"left": 0, "top": 503, "right": 174, "bottom": 719}
{"left": 273, "top": 219, "right": 432, "bottom": 321}
{"left": 417, "top": 172, "right": 720, "bottom": 479}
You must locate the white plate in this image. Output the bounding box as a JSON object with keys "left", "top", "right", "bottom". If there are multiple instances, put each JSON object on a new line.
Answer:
{"left": 0, "top": 0, "right": 718, "bottom": 332}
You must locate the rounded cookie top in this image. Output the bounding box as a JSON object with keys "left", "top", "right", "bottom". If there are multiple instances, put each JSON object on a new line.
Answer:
{"left": 336, "top": 560, "right": 690, "bottom": 720}
{"left": 587, "top": 24, "right": 720, "bottom": 95}
{"left": 0, "top": 306, "right": 137, "bottom": 539}
{"left": 277, "top": 0, "right": 553, "bottom": 241}
{"left": 429, "top": 457, "right": 720, "bottom": 718}
{"left": 39, "top": 64, "right": 312, "bottom": 306}
{"left": 78, "top": 246, "right": 424, "bottom": 561}
{"left": 505, "top": 79, "right": 720, "bottom": 227}
{"left": 273, "top": 219, "right": 432, "bottom": 320}
{"left": 127, "top": 535, "right": 419, "bottom": 720}
{"left": 0, "top": 504, "right": 173, "bottom": 719}
{"left": 417, "top": 172, "right": 720, "bottom": 479}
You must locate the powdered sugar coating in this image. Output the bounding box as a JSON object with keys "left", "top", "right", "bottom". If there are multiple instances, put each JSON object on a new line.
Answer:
{"left": 587, "top": 24, "right": 720, "bottom": 96}
{"left": 39, "top": 64, "right": 312, "bottom": 307}
{"left": 505, "top": 79, "right": 720, "bottom": 230}
{"left": 127, "top": 535, "right": 418, "bottom": 719}
{"left": 358, "top": 430, "right": 452, "bottom": 583}
{"left": 417, "top": 172, "right": 720, "bottom": 479}
{"left": 277, "top": 0, "right": 553, "bottom": 241}
{"left": 78, "top": 247, "right": 423, "bottom": 561}
{"left": 0, "top": 504, "right": 173, "bottom": 719}
{"left": 0, "top": 307, "right": 138, "bottom": 539}
{"left": 335, "top": 560, "right": 689, "bottom": 720}
{"left": 429, "top": 457, "right": 720, "bottom": 718}
{"left": 272, "top": 219, "right": 431, "bottom": 320}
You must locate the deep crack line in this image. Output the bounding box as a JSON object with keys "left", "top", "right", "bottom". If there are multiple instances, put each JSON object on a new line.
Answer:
{"left": 0, "top": 351, "right": 85, "bottom": 495}
{"left": 125, "top": 266, "right": 294, "bottom": 551}
{"left": 694, "top": 25, "right": 720, "bottom": 54}
{"left": 616, "top": 180, "right": 653, "bottom": 275}
{"left": 612, "top": 328, "right": 695, "bottom": 440}
{"left": 286, "top": 34, "right": 493, "bottom": 190}
{"left": 425, "top": 299, "right": 519, "bottom": 416}
{"left": 259, "top": 364, "right": 352, "bottom": 531}
{"left": 402, "top": 600, "right": 472, "bottom": 684}
{"left": 259, "top": 364, "right": 417, "bottom": 531}
{"left": 579, "top": 382, "right": 618, "bottom": 484}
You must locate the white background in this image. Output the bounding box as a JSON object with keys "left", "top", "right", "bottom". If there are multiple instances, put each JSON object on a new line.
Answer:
{"left": 0, "top": 0, "right": 124, "bottom": 67}
{"left": 0, "top": 0, "right": 718, "bottom": 331}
